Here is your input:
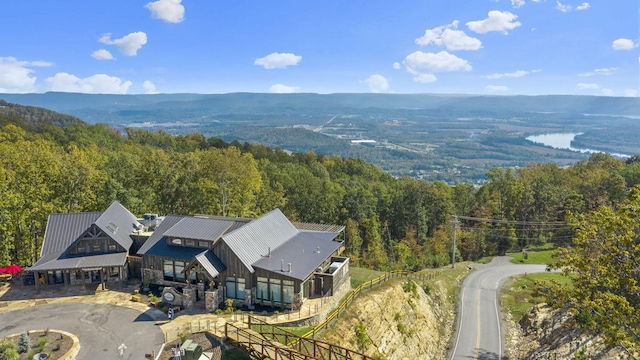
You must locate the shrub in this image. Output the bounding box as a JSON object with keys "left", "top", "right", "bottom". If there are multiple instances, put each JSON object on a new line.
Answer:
{"left": 37, "top": 337, "right": 48, "bottom": 352}
{"left": 148, "top": 294, "right": 159, "bottom": 303}
{"left": 18, "top": 331, "right": 31, "bottom": 353}
{"left": 3, "top": 348, "right": 19, "bottom": 360}
{"left": 422, "top": 283, "right": 432, "bottom": 295}
{"left": 224, "top": 298, "right": 235, "bottom": 310}
{"left": 214, "top": 309, "right": 223, "bottom": 315}
{"left": 179, "top": 333, "right": 188, "bottom": 343}
{"left": 355, "top": 323, "right": 370, "bottom": 351}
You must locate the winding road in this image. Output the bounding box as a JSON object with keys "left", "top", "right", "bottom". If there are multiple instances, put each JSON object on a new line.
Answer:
{"left": 449, "top": 257, "right": 547, "bottom": 360}
{"left": 0, "top": 302, "right": 165, "bottom": 360}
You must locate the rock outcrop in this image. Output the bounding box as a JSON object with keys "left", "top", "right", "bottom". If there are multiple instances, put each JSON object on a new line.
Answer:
{"left": 508, "top": 304, "right": 628, "bottom": 359}
{"left": 320, "top": 279, "right": 453, "bottom": 360}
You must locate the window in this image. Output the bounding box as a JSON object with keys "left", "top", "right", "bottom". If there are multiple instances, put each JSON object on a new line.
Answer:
{"left": 174, "top": 262, "right": 185, "bottom": 281}
{"left": 163, "top": 260, "right": 174, "bottom": 281}
{"left": 171, "top": 238, "right": 183, "bottom": 245}
{"left": 198, "top": 240, "right": 209, "bottom": 248}
{"left": 283, "top": 280, "right": 294, "bottom": 304}
{"left": 226, "top": 276, "right": 246, "bottom": 300}
{"left": 76, "top": 244, "right": 86, "bottom": 254}
{"left": 92, "top": 242, "right": 102, "bottom": 253}
{"left": 257, "top": 277, "right": 268, "bottom": 300}
{"left": 185, "top": 239, "right": 196, "bottom": 247}
{"left": 270, "top": 278, "right": 281, "bottom": 303}
{"left": 108, "top": 243, "right": 117, "bottom": 252}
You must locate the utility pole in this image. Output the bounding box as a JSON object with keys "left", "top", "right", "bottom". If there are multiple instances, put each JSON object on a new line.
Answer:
{"left": 452, "top": 215, "right": 458, "bottom": 269}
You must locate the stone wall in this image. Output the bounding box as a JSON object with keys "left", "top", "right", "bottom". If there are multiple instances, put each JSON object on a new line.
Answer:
{"left": 205, "top": 289, "right": 223, "bottom": 312}
{"left": 183, "top": 286, "right": 196, "bottom": 309}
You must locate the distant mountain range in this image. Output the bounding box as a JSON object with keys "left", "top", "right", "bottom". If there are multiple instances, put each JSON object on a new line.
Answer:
{"left": 1, "top": 92, "right": 639, "bottom": 121}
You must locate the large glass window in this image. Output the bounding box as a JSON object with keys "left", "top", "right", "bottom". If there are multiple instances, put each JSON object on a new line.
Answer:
{"left": 163, "top": 260, "right": 187, "bottom": 282}
{"left": 226, "top": 277, "right": 236, "bottom": 299}
{"left": 270, "top": 278, "right": 281, "bottom": 303}
{"left": 185, "top": 239, "right": 196, "bottom": 247}
{"left": 163, "top": 260, "right": 174, "bottom": 281}
{"left": 226, "top": 276, "right": 246, "bottom": 299}
{"left": 283, "top": 280, "right": 294, "bottom": 304}
{"left": 257, "top": 277, "right": 268, "bottom": 300}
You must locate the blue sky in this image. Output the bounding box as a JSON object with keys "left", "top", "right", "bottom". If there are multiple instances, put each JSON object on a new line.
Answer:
{"left": 0, "top": 0, "right": 637, "bottom": 96}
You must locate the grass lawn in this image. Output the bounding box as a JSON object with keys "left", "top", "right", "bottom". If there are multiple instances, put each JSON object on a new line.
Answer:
{"left": 475, "top": 256, "right": 494, "bottom": 264}
{"left": 508, "top": 249, "right": 556, "bottom": 265}
{"left": 502, "top": 272, "right": 572, "bottom": 321}
{"left": 350, "top": 267, "right": 385, "bottom": 288}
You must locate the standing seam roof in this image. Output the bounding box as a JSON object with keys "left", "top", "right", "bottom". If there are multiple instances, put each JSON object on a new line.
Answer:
{"left": 221, "top": 208, "right": 299, "bottom": 272}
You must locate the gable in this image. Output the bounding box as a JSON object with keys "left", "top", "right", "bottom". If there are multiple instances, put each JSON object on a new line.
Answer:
{"left": 221, "top": 208, "right": 299, "bottom": 272}
{"left": 41, "top": 212, "right": 102, "bottom": 256}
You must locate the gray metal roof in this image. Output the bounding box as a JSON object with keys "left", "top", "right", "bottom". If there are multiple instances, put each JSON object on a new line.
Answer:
{"left": 29, "top": 252, "right": 127, "bottom": 271}
{"left": 136, "top": 215, "right": 185, "bottom": 255}
{"left": 221, "top": 208, "right": 299, "bottom": 272}
{"left": 93, "top": 201, "right": 140, "bottom": 250}
{"left": 251, "top": 231, "right": 343, "bottom": 280}
{"left": 186, "top": 250, "right": 226, "bottom": 279}
{"left": 41, "top": 212, "right": 101, "bottom": 256}
{"left": 163, "top": 217, "right": 235, "bottom": 242}
{"left": 292, "top": 222, "right": 346, "bottom": 233}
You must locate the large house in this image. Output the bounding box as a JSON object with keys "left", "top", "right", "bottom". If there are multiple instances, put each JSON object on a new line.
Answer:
{"left": 29, "top": 202, "right": 349, "bottom": 311}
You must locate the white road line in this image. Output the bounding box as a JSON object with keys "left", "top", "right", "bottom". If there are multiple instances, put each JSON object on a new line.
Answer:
{"left": 450, "top": 286, "right": 465, "bottom": 360}
{"left": 494, "top": 279, "right": 502, "bottom": 360}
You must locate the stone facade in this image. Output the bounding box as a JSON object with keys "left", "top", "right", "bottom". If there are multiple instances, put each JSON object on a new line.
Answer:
{"left": 183, "top": 286, "right": 196, "bottom": 309}
{"left": 143, "top": 268, "right": 163, "bottom": 286}
{"left": 205, "top": 289, "right": 223, "bottom": 312}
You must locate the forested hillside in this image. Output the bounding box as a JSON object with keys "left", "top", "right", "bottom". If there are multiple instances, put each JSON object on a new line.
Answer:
{"left": 1, "top": 102, "right": 639, "bottom": 277}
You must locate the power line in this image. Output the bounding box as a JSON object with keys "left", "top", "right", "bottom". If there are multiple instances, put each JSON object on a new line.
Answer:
{"left": 456, "top": 215, "right": 568, "bottom": 226}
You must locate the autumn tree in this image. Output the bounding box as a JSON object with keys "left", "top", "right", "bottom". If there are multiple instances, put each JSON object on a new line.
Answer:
{"left": 544, "top": 185, "right": 640, "bottom": 354}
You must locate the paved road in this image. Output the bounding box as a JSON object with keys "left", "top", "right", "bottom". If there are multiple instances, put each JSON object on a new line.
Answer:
{"left": 449, "top": 257, "right": 547, "bottom": 360}
{"left": 0, "top": 302, "right": 165, "bottom": 360}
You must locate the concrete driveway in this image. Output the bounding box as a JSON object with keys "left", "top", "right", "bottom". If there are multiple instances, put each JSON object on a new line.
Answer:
{"left": 0, "top": 302, "right": 165, "bottom": 360}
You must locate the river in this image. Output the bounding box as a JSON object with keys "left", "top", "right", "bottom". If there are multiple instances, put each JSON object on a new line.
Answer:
{"left": 526, "top": 133, "right": 630, "bottom": 158}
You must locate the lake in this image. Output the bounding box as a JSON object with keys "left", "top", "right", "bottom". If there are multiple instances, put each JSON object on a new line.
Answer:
{"left": 526, "top": 133, "right": 630, "bottom": 158}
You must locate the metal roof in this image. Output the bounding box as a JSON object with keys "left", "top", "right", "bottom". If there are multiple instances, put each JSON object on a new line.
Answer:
{"left": 186, "top": 250, "right": 226, "bottom": 279}
{"left": 221, "top": 208, "right": 299, "bottom": 272}
{"left": 40, "top": 201, "right": 140, "bottom": 257}
{"left": 136, "top": 215, "right": 185, "bottom": 255}
{"left": 292, "top": 222, "right": 346, "bottom": 233}
{"left": 41, "top": 212, "right": 101, "bottom": 256}
{"left": 93, "top": 201, "right": 141, "bottom": 250}
{"left": 163, "top": 217, "right": 235, "bottom": 242}
{"left": 29, "top": 252, "right": 127, "bottom": 271}
{"left": 251, "top": 231, "right": 343, "bottom": 281}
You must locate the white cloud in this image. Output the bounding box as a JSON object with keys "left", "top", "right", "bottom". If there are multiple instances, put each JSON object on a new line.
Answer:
{"left": 511, "top": 0, "right": 526, "bottom": 8}
{"left": 576, "top": 83, "right": 599, "bottom": 90}
{"left": 466, "top": 11, "right": 521, "bottom": 34}
{"left": 612, "top": 38, "right": 638, "bottom": 51}
{"left": 145, "top": 0, "right": 185, "bottom": 23}
{"left": 392, "top": 62, "right": 401, "bottom": 70}
{"left": 404, "top": 51, "right": 472, "bottom": 74}
{"left": 91, "top": 49, "right": 114, "bottom": 60}
{"left": 484, "top": 70, "right": 531, "bottom": 79}
{"left": 415, "top": 21, "right": 482, "bottom": 51}
{"left": 143, "top": 80, "right": 158, "bottom": 94}
{"left": 556, "top": 1, "right": 572, "bottom": 12}
{"left": 600, "top": 88, "right": 614, "bottom": 96}
{"left": 46, "top": 73, "right": 132, "bottom": 94}
{"left": 624, "top": 89, "right": 638, "bottom": 97}
{"left": 0, "top": 57, "right": 51, "bottom": 93}
{"left": 579, "top": 67, "right": 618, "bottom": 77}
{"left": 363, "top": 74, "right": 389, "bottom": 93}
{"left": 254, "top": 52, "right": 302, "bottom": 69}
{"left": 403, "top": 51, "right": 470, "bottom": 83}
{"left": 413, "top": 73, "right": 437, "bottom": 83}
{"left": 576, "top": 2, "right": 590, "bottom": 10}
{"left": 269, "top": 84, "right": 301, "bottom": 93}
{"left": 99, "top": 32, "right": 148, "bottom": 56}
{"left": 485, "top": 85, "right": 509, "bottom": 92}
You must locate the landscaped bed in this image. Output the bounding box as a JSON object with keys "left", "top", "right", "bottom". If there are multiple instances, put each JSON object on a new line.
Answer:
{"left": 0, "top": 330, "right": 74, "bottom": 360}
{"left": 157, "top": 332, "right": 249, "bottom": 360}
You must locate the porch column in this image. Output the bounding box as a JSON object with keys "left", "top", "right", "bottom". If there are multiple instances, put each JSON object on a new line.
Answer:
{"left": 35, "top": 271, "right": 40, "bottom": 294}
{"left": 119, "top": 267, "right": 123, "bottom": 289}
{"left": 101, "top": 268, "right": 106, "bottom": 290}
{"left": 63, "top": 270, "right": 69, "bottom": 288}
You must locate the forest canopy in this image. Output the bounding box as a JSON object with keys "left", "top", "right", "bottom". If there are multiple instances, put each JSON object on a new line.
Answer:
{"left": 0, "top": 104, "right": 639, "bottom": 275}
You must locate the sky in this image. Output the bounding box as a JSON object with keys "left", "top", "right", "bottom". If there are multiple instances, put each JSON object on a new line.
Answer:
{"left": 0, "top": 0, "right": 637, "bottom": 96}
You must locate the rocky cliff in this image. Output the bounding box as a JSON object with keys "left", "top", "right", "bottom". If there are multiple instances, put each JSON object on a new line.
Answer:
{"left": 507, "top": 304, "right": 628, "bottom": 359}
{"left": 320, "top": 278, "right": 454, "bottom": 360}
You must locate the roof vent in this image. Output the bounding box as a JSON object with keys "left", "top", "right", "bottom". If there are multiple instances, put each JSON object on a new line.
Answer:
{"left": 281, "top": 259, "right": 284, "bottom": 272}
{"left": 288, "top": 263, "right": 292, "bottom": 273}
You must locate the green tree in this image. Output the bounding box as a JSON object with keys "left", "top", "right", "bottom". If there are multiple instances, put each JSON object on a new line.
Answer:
{"left": 544, "top": 186, "right": 640, "bottom": 353}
